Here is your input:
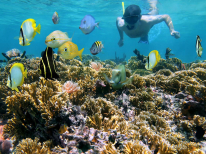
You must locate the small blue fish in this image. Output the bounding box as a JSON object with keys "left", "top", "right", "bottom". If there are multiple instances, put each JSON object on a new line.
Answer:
{"left": 79, "top": 15, "right": 99, "bottom": 34}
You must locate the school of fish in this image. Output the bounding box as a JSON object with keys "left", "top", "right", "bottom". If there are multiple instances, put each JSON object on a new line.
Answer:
{"left": 6, "top": 9, "right": 203, "bottom": 92}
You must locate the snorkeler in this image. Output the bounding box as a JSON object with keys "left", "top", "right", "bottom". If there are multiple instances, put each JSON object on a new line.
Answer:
{"left": 116, "top": 1, "right": 180, "bottom": 47}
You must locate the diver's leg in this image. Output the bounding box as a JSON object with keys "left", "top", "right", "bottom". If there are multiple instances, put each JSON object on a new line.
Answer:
{"left": 147, "top": 0, "right": 158, "bottom": 15}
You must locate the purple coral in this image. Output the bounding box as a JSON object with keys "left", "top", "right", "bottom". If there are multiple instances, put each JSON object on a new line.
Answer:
{"left": 95, "top": 79, "right": 106, "bottom": 88}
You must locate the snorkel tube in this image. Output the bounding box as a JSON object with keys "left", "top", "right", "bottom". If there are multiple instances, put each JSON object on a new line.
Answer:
{"left": 122, "top": 2, "right": 125, "bottom": 15}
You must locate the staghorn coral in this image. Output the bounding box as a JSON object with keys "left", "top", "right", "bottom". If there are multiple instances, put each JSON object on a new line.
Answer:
{"left": 124, "top": 141, "right": 152, "bottom": 154}
{"left": 3, "top": 78, "right": 71, "bottom": 147}
{"left": 15, "top": 137, "right": 51, "bottom": 154}
{"left": 101, "top": 143, "right": 119, "bottom": 154}
{"left": 81, "top": 97, "right": 123, "bottom": 130}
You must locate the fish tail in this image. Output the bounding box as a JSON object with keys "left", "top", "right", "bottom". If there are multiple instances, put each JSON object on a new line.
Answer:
{"left": 24, "top": 69, "right": 27, "bottom": 78}
{"left": 78, "top": 48, "right": 84, "bottom": 61}
{"left": 103, "top": 73, "right": 110, "bottom": 83}
{"left": 95, "top": 22, "right": 100, "bottom": 28}
{"left": 36, "top": 24, "right": 41, "bottom": 34}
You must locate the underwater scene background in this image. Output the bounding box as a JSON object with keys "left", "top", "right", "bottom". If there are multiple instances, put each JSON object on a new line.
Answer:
{"left": 1, "top": 0, "right": 206, "bottom": 153}
{"left": 0, "top": 0, "right": 205, "bottom": 62}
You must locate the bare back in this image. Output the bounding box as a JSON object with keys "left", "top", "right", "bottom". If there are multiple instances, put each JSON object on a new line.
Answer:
{"left": 118, "top": 14, "right": 161, "bottom": 38}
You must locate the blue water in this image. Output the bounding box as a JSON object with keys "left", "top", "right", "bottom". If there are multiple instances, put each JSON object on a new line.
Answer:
{"left": 0, "top": 0, "right": 206, "bottom": 63}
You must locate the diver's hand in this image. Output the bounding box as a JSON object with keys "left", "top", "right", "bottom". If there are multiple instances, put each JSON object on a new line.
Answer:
{"left": 171, "top": 30, "right": 180, "bottom": 39}
{"left": 118, "top": 39, "right": 124, "bottom": 47}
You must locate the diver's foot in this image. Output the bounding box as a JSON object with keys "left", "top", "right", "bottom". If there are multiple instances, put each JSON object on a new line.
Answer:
{"left": 138, "top": 35, "right": 149, "bottom": 44}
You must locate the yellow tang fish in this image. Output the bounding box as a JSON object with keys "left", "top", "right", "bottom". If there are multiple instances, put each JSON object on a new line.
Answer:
{"left": 145, "top": 50, "right": 161, "bottom": 70}
{"left": 7, "top": 63, "right": 27, "bottom": 92}
{"left": 45, "top": 30, "right": 72, "bottom": 48}
{"left": 58, "top": 41, "right": 84, "bottom": 61}
{"left": 19, "top": 18, "right": 41, "bottom": 46}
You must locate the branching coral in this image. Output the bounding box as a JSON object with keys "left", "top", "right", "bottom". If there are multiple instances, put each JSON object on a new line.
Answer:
{"left": 3, "top": 78, "right": 71, "bottom": 147}
{"left": 81, "top": 97, "right": 123, "bottom": 130}
{"left": 15, "top": 137, "right": 51, "bottom": 154}
{"left": 124, "top": 141, "right": 152, "bottom": 154}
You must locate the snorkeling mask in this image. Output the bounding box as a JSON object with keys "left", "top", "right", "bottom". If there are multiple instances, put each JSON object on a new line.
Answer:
{"left": 122, "top": 5, "right": 141, "bottom": 25}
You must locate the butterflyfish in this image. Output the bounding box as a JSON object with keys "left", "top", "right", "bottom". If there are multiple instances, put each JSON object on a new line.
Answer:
{"left": 7, "top": 63, "right": 27, "bottom": 92}
{"left": 145, "top": 50, "right": 161, "bottom": 70}
{"left": 19, "top": 18, "right": 41, "bottom": 46}
{"left": 196, "top": 35, "right": 203, "bottom": 57}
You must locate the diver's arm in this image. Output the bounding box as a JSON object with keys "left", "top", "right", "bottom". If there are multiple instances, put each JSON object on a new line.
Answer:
{"left": 148, "top": 14, "right": 180, "bottom": 38}
{"left": 116, "top": 17, "right": 124, "bottom": 47}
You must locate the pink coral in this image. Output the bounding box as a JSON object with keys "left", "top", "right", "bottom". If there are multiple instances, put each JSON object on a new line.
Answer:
{"left": 90, "top": 62, "right": 103, "bottom": 71}
{"left": 62, "top": 81, "right": 80, "bottom": 93}
{"left": 6, "top": 49, "right": 20, "bottom": 58}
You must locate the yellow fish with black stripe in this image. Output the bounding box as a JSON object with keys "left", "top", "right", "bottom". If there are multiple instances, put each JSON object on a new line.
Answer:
{"left": 7, "top": 63, "right": 27, "bottom": 92}
{"left": 90, "top": 41, "right": 104, "bottom": 55}
{"left": 19, "top": 18, "right": 41, "bottom": 46}
{"left": 39, "top": 47, "right": 59, "bottom": 80}
{"left": 145, "top": 50, "right": 161, "bottom": 70}
{"left": 58, "top": 41, "right": 84, "bottom": 61}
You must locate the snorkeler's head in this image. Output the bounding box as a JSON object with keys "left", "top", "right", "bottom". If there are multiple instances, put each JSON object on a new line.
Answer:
{"left": 122, "top": 5, "right": 141, "bottom": 25}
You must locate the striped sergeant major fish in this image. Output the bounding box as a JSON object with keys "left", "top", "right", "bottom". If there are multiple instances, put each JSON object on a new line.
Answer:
{"left": 196, "top": 35, "right": 203, "bottom": 57}
{"left": 90, "top": 41, "right": 104, "bottom": 55}
{"left": 38, "top": 47, "right": 59, "bottom": 80}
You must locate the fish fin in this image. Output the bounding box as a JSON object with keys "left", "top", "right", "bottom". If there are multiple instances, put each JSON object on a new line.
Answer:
{"left": 121, "top": 76, "right": 134, "bottom": 85}
{"left": 25, "top": 42, "right": 30, "bottom": 46}
{"left": 103, "top": 73, "right": 110, "bottom": 83}
{"left": 64, "top": 32, "right": 68, "bottom": 36}
{"left": 95, "top": 22, "right": 100, "bottom": 28}
{"left": 138, "top": 35, "right": 149, "bottom": 44}
{"left": 35, "top": 24, "right": 41, "bottom": 34}
{"left": 14, "top": 36, "right": 19, "bottom": 39}
{"left": 41, "top": 51, "right": 45, "bottom": 57}
{"left": 78, "top": 48, "right": 84, "bottom": 61}
{"left": 24, "top": 69, "right": 27, "bottom": 78}
{"left": 13, "top": 87, "right": 19, "bottom": 92}
{"left": 52, "top": 72, "right": 59, "bottom": 79}
{"left": 70, "top": 32, "right": 75, "bottom": 41}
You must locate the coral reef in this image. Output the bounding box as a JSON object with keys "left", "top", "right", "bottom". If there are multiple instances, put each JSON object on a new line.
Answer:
{"left": 3, "top": 78, "right": 71, "bottom": 147}
{"left": 15, "top": 137, "right": 51, "bottom": 154}
{"left": 0, "top": 56, "right": 206, "bottom": 153}
{"left": 62, "top": 81, "right": 80, "bottom": 93}
{"left": 90, "top": 61, "right": 103, "bottom": 71}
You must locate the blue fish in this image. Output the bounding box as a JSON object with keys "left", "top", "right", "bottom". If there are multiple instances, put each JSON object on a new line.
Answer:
{"left": 79, "top": 15, "right": 99, "bottom": 34}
